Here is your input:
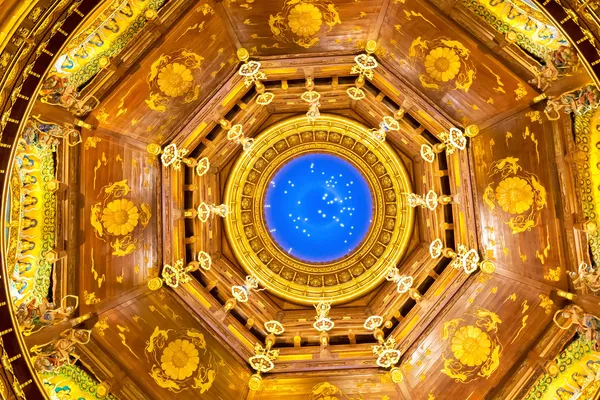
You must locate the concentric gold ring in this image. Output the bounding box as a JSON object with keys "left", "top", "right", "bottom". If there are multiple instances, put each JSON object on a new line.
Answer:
{"left": 224, "top": 114, "right": 414, "bottom": 305}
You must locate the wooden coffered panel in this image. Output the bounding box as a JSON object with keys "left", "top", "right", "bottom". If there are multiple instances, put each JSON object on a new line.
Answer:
{"left": 471, "top": 106, "right": 570, "bottom": 286}
{"left": 89, "top": 0, "right": 237, "bottom": 144}
{"left": 377, "top": 0, "right": 537, "bottom": 125}
{"left": 92, "top": 289, "right": 251, "bottom": 399}
{"left": 78, "top": 128, "right": 161, "bottom": 313}
{"left": 398, "top": 273, "right": 555, "bottom": 399}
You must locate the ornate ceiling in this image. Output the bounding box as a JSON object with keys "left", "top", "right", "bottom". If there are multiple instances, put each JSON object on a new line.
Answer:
{"left": 2, "top": 0, "right": 600, "bottom": 399}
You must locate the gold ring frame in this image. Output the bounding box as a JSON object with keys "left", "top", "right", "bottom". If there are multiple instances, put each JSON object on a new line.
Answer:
{"left": 224, "top": 114, "right": 414, "bottom": 305}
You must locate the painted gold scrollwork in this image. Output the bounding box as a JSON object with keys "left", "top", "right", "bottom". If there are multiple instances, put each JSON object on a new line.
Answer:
{"left": 408, "top": 36, "right": 476, "bottom": 92}
{"left": 145, "top": 327, "right": 217, "bottom": 394}
{"left": 145, "top": 49, "right": 204, "bottom": 112}
{"left": 482, "top": 157, "right": 547, "bottom": 234}
{"left": 441, "top": 308, "right": 503, "bottom": 383}
{"left": 268, "top": 0, "right": 341, "bottom": 49}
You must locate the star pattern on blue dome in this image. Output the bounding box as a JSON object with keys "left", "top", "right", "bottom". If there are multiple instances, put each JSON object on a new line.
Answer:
{"left": 264, "top": 153, "right": 373, "bottom": 263}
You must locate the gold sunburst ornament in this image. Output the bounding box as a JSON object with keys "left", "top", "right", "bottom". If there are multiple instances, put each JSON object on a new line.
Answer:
{"left": 451, "top": 326, "right": 491, "bottom": 367}
{"left": 146, "top": 327, "right": 218, "bottom": 393}
{"left": 424, "top": 47, "right": 461, "bottom": 83}
{"left": 158, "top": 63, "right": 194, "bottom": 97}
{"left": 161, "top": 339, "right": 200, "bottom": 380}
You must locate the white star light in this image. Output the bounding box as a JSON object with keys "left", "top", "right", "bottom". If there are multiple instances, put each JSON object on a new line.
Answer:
{"left": 271, "top": 162, "right": 363, "bottom": 247}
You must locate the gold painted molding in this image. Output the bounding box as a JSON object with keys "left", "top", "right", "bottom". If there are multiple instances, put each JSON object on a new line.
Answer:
{"left": 224, "top": 114, "right": 414, "bottom": 305}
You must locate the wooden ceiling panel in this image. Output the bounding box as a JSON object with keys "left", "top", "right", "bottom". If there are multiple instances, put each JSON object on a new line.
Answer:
{"left": 90, "top": 1, "right": 237, "bottom": 143}
{"left": 79, "top": 129, "right": 160, "bottom": 314}
{"left": 471, "top": 107, "right": 569, "bottom": 286}
{"left": 377, "top": 0, "right": 537, "bottom": 125}
{"left": 92, "top": 289, "right": 251, "bottom": 399}
{"left": 223, "top": 0, "right": 385, "bottom": 56}
{"left": 400, "top": 274, "right": 554, "bottom": 399}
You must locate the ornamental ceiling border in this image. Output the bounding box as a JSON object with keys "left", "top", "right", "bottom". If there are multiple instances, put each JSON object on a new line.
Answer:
{"left": 224, "top": 114, "right": 414, "bottom": 305}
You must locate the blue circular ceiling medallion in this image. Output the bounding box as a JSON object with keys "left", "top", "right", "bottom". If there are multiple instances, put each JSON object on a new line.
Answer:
{"left": 264, "top": 153, "right": 373, "bottom": 263}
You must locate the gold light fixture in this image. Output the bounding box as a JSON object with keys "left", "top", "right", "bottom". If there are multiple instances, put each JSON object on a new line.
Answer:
{"left": 420, "top": 125, "right": 479, "bottom": 163}
{"left": 220, "top": 119, "right": 254, "bottom": 152}
{"left": 385, "top": 266, "right": 414, "bottom": 294}
{"left": 147, "top": 143, "right": 210, "bottom": 176}
{"left": 193, "top": 202, "right": 229, "bottom": 222}
{"left": 313, "top": 300, "right": 334, "bottom": 333}
{"left": 231, "top": 275, "right": 261, "bottom": 303}
{"left": 248, "top": 320, "right": 285, "bottom": 391}
{"left": 405, "top": 190, "right": 452, "bottom": 210}
{"left": 347, "top": 40, "right": 378, "bottom": 101}
{"left": 363, "top": 315, "right": 403, "bottom": 383}
{"left": 369, "top": 109, "right": 404, "bottom": 142}
{"left": 429, "top": 238, "right": 480, "bottom": 274}
{"left": 237, "top": 48, "right": 274, "bottom": 106}
{"left": 301, "top": 77, "right": 321, "bottom": 123}
{"left": 148, "top": 253, "right": 212, "bottom": 290}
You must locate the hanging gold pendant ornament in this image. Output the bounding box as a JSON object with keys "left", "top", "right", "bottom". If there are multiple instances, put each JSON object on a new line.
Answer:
{"left": 405, "top": 190, "right": 453, "bottom": 211}
{"left": 420, "top": 125, "right": 479, "bottom": 163}
{"left": 385, "top": 266, "right": 414, "bottom": 294}
{"left": 430, "top": 239, "right": 480, "bottom": 274}
{"left": 347, "top": 40, "right": 378, "bottom": 101}
{"left": 302, "top": 77, "right": 321, "bottom": 122}
{"left": 237, "top": 48, "right": 274, "bottom": 106}
{"left": 231, "top": 275, "right": 261, "bottom": 303}
{"left": 363, "top": 315, "right": 403, "bottom": 383}
{"left": 193, "top": 202, "right": 230, "bottom": 222}
{"left": 148, "top": 253, "right": 212, "bottom": 291}
{"left": 313, "top": 300, "right": 334, "bottom": 332}
{"left": 248, "top": 320, "right": 285, "bottom": 391}
{"left": 369, "top": 110, "right": 403, "bottom": 142}
{"left": 147, "top": 142, "right": 210, "bottom": 175}
{"left": 220, "top": 118, "right": 254, "bottom": 152}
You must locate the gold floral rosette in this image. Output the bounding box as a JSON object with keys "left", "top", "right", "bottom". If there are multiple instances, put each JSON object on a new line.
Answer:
{"left": 408, "top": 36, "right": 477, "bottom": 92}
{"left": 90, "top": 179, "right": 152, "bottom": 257}
{"left": 145, "top": 49, "right": 204, "bottom": 112}
{"left": 145, "top": 327, "right": 218, "bottom": 394}
{"left": 482, "top": 157, "right": 547, "bottom": 234}
{"left": 268, "top": 0, "right": 341, "bottom": 49}
{"left": 441, "top": 307, "right": 503, "bottom": 383}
